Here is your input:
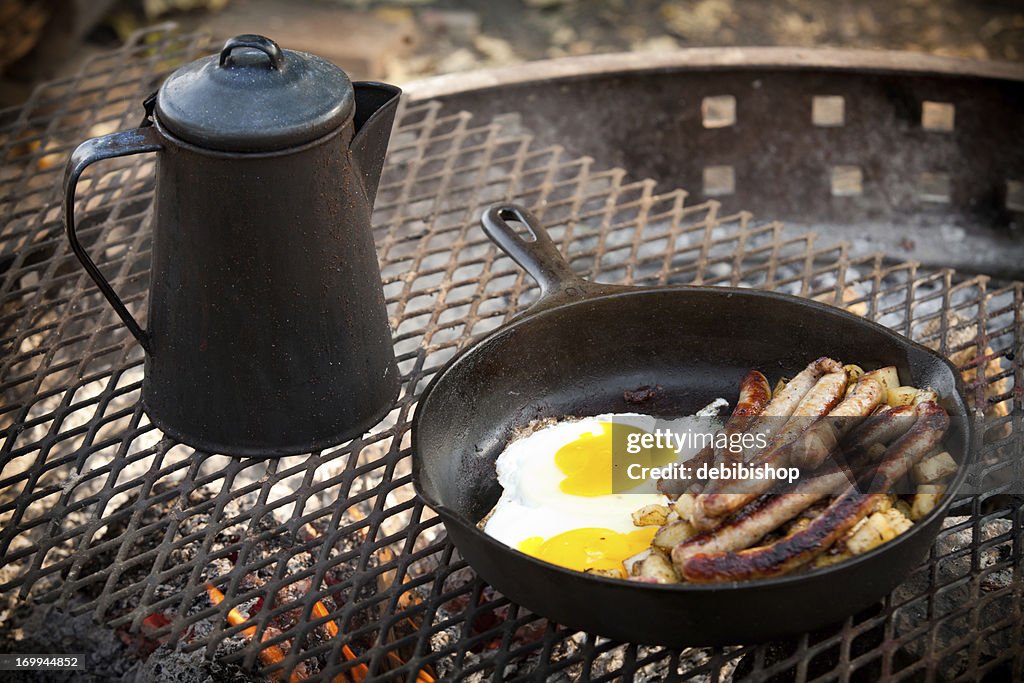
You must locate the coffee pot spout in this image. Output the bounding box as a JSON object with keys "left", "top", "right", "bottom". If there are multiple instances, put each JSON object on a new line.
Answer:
{"left": 351, "top": 81, "right": 401, "bottom": 206}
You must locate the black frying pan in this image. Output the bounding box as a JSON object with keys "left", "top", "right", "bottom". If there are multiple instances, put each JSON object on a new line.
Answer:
{"left": 411, "top": 205, "right": 973, "bottom": 646}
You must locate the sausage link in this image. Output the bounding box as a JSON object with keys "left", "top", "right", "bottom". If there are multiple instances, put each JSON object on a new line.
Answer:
{"left": 678, "top": 402, "right": 949, "bottom": 582}
{"left": 672, "top": 393, "right": 912, "bottom": 564}
{"left": 789, "top": 376, "right": 885, "bottom": 469}
{"left": 691, "top": 358, "right": 840, "bottom": 505}
{"left": 841, "top": 404, "right": 916, "bottom": 456}
{"left": 733, "top": 370, "right": 772, "bottom": 419}
{"left": 761, "top": 357, "right": 844, "bottom": 419}
{"left": 657, "top": 370, "right": 770, "bottom": 496}
{"left": 695, "top": 365, "right": 848, "bottom": 524}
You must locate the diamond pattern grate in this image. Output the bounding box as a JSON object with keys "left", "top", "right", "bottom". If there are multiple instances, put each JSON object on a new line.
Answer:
{"left": 0, "top": 26, "right": 1021, "bottom": 682}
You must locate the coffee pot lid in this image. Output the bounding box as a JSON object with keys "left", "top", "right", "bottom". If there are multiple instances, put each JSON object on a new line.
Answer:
{"left": 154, "top": 34, "right": 354, "bottom": 153}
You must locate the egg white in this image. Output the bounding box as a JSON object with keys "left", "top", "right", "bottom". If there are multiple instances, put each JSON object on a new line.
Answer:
{"left": 483, "top": 405, "right": 726, "bottom": 552}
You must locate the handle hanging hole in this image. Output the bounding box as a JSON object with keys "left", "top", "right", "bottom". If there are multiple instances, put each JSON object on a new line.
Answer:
{"left": 498, "top": 208, "right": 538, "bottom": 243}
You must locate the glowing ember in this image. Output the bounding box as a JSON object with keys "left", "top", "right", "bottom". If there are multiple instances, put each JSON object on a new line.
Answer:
{"left": 206, "top": 584, "right": 307, "bottom": 682}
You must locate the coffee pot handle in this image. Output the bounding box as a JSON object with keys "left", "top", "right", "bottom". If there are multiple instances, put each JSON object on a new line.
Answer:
{"left": 63, "top": 127, "right": 162, "bottom": 353}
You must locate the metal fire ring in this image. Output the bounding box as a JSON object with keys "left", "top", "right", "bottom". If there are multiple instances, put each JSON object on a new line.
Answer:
{"left": 407, "top": 47, "right": 1024, "bottom": 278}
{"left": 0, "top": 26, "right": 1021, "bottom": 682}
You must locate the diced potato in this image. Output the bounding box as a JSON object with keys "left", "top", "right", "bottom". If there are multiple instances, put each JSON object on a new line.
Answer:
{"left": 672, "top": 493, "right": 696, "bottom": 522}
{"left": 635, "top": 551, "right": 680, "bottom": 584}
{"left": 585, "top": 567, "right": 626, "bottom": 579}
{"left": 652, "top": 520, "right": 697, "bottom": 551}
{"left": 912, "top": 451, "right": 958, "bottom": 484}
{"left": 874, "top": 496, "right": 894, "bottom": 513}
{"left": 632, "top": 504, "right": 670, "bottom": 527}
{"left": 774, "top": 378, "right": 787, "bottom": 397}
{"left": 895, "top": 499, "right": 913, "bottom": 519}
{"left": 625, "top": 549, "right": 652, "bottom": 576}
{"left": 787, "top": 517, "right": 812, "bottom": 535}
{"left": 814, "top": 551, "right": 851, "bottom": 568}
{"left": 887, "top": 385, "right": 919, "bottom": 407}
{"left": 868, "top": 366, "right": 901, "bottom": 396}
{"left": 840, "top": 505, "right": 913, "bottom": 557}
{"left": 848, "top": 515, "right": 869, "bottom": 535}
{"left": 869, "top": 511, "right": 898, "bottom": 542}
{"left": 844, "top": 364, "right": 865, "bottom": 383}
{"left": 882, "top": 507, "right": 914, "bottom": 535}
{"left": 913, "top": 387, "right": 939, "bottom": 405}
{"left": 628, "top": 575, "right": 661, "bottom": 584}
{"left": 666, "top": 510, "right": 680, "bottom": 523}
{"left": 911, "top": 484, "right": 945, "bottom": 521}
{"left": 845, "top": 515, "right": 886, "bottom": 555}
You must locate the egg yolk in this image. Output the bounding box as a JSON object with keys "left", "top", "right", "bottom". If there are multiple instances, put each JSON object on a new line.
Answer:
{"left": 518, "top": 527, "right": 658, "bottom": 573}
{"left": 554, "top": 422, "right": 676, "bottom": 496}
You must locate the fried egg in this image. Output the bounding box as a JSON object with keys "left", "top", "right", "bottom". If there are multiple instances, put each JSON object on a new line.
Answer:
{"left": 483, "top": 404, "right": 725, "bottom": 574}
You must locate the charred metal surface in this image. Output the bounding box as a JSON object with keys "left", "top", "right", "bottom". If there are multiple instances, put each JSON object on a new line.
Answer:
{"left": 408, "top": 49, "right": 1024, "bottom": 277}
{"left": 0, "top": 28, "right": 1022, "bottom": 682}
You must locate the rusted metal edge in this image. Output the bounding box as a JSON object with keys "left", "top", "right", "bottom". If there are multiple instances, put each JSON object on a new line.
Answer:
{"left": 404, "top": 47, "right": 1024, "bottom": 101}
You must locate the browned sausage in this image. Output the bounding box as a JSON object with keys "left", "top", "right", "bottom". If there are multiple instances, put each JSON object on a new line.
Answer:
{"left": 737, "top": 357, "right": 844, "bottom": 451}
{"left": 681, "top": 488, "right": 883, "bottom": 582}
{"left": 788, "top": 376, "right": 885, "bottom": 469}
{"left": 842, "top": 404, "right": 917, "bottom": 457}
{"left": 672, "top": 391, "right": 911, "bottom": 564}
{"left": 714, "top": 370, "right": 773, "bottom": 467}
{"left": 761, "top": 357, "right": 844, "bottom": 419}
{"left": 657, "top": 370, "right": 771, "bottom": 496}
{"left": 678, "top": 402, "right": 949, "bottom": 582}
{"left": 694, "top": 365, "right": 848, "bottom": 525}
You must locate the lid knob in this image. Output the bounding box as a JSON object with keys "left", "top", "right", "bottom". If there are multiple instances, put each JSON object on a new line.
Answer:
{"left": 154, "top": 34, "right": 355, "bottom": 152}
{"left": 218, "top": 34, "right": 285, "bottom": 71}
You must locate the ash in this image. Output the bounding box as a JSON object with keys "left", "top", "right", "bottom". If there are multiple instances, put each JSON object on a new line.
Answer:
{"left": 0, "top": 601, "right": 137, "bottom": 682}
{"left": 892, "top": 513, "right": 1016, "bottom": 676}
{"left": 426, "top": 567, "right": 734, "bottom": 682}
{"left": 0, "top": 477, "right": 375, "bottom": 682}
{"left": 133, "top": 646, "right": 254, "bottom": 683}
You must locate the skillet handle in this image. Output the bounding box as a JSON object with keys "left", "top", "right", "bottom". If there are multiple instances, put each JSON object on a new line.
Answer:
{"left": 481, "top": 204, "right": 597, "bottom": 304}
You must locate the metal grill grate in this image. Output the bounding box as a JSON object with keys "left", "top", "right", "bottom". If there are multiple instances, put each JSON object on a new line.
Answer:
{"left": 1, "top": 27, "right": 1022, "bottom": 682}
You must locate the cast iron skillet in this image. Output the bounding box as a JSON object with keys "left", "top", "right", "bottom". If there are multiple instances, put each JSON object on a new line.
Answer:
{"left": 411, "top": 204, "right": 973, "bottom": 646}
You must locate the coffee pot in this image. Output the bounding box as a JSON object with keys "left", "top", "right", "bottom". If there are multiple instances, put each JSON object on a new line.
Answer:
{"left": 63, "top": 35, "right": 402, "bottom": 456}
